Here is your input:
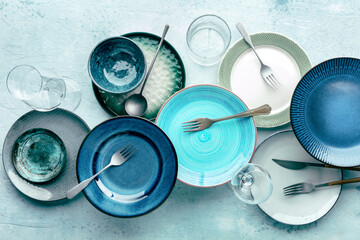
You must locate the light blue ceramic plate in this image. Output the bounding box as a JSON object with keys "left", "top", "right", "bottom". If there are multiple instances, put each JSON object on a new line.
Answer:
{"left": 77, "top": 116, "right": 177, "bottom": 217}
{"left": 291, "top": 57, "right": 360, "bottom": 167}
{"left": 156, "top": 85, "right": 257, "bottom": 187}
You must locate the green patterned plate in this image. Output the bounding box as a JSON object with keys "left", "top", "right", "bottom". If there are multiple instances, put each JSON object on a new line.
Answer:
{"left": 218, "top": 32, "right": 311, "bottom": 128}
{"left": 93, "top": 32, "right": 186, "bottom": 121}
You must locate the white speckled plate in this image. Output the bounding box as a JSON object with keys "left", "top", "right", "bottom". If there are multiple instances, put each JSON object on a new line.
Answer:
{"left": 218, "top": 32, "right": 311, "bottom": 128}
{"left": 93, "top": 32, "right": 186, "bottom": 121}
{"left": 253, "top": 130, "right": 342, "bottom": 225}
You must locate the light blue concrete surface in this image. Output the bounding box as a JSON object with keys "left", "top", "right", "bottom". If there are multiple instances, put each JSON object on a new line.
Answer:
{"left": 1, "top": 0, "right": 360, "bottom": 239}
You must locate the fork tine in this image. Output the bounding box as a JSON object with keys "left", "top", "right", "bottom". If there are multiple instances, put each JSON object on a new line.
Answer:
{"left": 182, "top": 122, "right": 201, "bottom": 128}
{"left": 121, "top": 146, "right": 133, "bottom": 157}
{"left": 119, "top": 144, "right": 131, "bottom": 154}
{"left": 269, "top": 74, "right": 280, "bottom": 88}
{"left": 124, "top": 149, "right": 136, "bottom": 159}
{"left": 265, "top": 76, "right": 276, "bottom": 89}
{"left": 183, "top": 126, "right": 201, "bottom": 132}
{"left": 283, "top": 183, "right": 302, "bottom": 191}
{"left": 182, "top": 119, "right": 198, "bottom": 124}
{"left": 284, "top": 191, "right": 303, "bottom": 196}
{"left": 283, "top": 187, "right": 302, "bottom": 194}
{"left": 184, "top": 127, "right": 201, "bottom": 132}
{"left": 122, "top": 146, "right": 136, "bottom": 158}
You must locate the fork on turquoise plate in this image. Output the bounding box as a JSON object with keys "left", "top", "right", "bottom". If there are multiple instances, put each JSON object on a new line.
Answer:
{"left": 182, "top": 104, "right": 271, "bottom": 132}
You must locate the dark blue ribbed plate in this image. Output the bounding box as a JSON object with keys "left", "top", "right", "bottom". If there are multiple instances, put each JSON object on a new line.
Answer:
{"left": 291, "top": 57, "right": 360, "bottom": 167}
{"left": 77, "top": 116, "right": 177, "bottom": 217}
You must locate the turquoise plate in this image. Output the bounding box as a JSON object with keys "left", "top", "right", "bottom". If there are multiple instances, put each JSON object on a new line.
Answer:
{"left": 156, "top": 85, "right": 257, "bottom": 187}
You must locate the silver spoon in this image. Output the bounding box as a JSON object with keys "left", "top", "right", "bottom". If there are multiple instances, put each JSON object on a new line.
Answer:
{"left": 66, "top": 144, "right": 136, "bottom": 199}
{"left": 125, "top": 24, "right": 170, "bottom": 116}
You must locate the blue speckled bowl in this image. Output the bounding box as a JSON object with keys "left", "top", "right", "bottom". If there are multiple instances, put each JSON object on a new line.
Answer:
{"left": 88, "top": 37, "right": 146, "bottom": 94}
{"left": 291, "top": 57, "right": 360, "bottom": 167}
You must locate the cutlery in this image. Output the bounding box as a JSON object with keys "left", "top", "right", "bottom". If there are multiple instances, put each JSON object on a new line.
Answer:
{"left": 235, "top": 22, "right": 280, "bottom": 89}
{"left": 283, "top": 177, "right": 360, "bottom": 196}
{"left": 125, "top": 24, "right": 170, "bottom": 117}
{"left": 182, "top": 104, "right": 271, "bottom": 132}
{"left": 66, "top": 144, "right": 136, "bottom": 199}
{"left": 272, "top": 158, "right": 360, "bottom": 171}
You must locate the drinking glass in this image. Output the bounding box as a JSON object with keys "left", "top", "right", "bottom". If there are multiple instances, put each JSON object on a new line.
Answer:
{"left": 230, "top": 163, "right": 273, "bottom": 204}
{"left": 6, "top": 65, "right": 81, "bottom": 111}
{"left": 186, "top": 14, "right": 231, "bottom": 66}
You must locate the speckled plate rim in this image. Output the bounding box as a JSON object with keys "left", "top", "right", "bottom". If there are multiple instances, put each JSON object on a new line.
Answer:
{"left": 88, "top": 36, "right": 147, "bottom": 94}
{"left": 290, "top": 57, "right": 360, "bottom": 167}
{"left": 155, "top": 84, "right": 257, "bottom": 188}
{"left": 92, "top": 32, "right": 186, "bottom": 120}
{"left": 2, "top": 109, "right": 90, "bottom": 201}
{"left": 76, "top": 116, "right": 178, "bottom": 218}
{"left": 254, "top": 130, "right": 342, "bottom": 225}
{"left": 218, "top": 32, "right": 312, "bottom": 128}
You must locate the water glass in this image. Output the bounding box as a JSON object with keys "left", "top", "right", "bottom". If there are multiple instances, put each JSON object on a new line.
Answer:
{"left": 186, "top": 14, "right": 231, "bottom": 66}
{"left": 6, "top": 65, "right": 81, "bottom": 111}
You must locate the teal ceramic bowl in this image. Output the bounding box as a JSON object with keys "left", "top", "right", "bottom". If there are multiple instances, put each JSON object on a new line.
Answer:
{"left": 88, "top": 37, "right": 147, "bottom": 94}
{"left": 156, "top": 85, "right": 257, "bottom": 187}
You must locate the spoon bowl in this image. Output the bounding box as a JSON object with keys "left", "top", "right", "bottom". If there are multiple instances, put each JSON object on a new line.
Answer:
{"left": 125, "top": 94, "right": 148, "bottom": 116}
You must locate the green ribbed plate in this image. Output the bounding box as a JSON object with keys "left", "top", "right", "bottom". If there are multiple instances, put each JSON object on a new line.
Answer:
{"left": 218, "top": 32, "right": 311, "bottom": 128}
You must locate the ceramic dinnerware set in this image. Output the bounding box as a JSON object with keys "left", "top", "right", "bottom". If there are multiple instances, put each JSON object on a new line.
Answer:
{"left": 3, "top": 14, "right": 360, "bottom": 225}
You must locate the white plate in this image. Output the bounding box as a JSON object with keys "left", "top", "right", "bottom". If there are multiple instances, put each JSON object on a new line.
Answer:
{"left": 253, "top": 130, "right": 342, "bottom": 225}
{"left": 218, "top": 32, "right": 312, "bottom": 128}
{"left": 230, "top": 45, "right": 300, "bottom": 115}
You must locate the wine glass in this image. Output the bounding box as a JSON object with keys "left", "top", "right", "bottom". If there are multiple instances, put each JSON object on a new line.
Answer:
{"left": 230, "top": 163, "right": 273, "bottom": 204}
{"left": 6, "top": 65, "right": 81, "bottom": 112}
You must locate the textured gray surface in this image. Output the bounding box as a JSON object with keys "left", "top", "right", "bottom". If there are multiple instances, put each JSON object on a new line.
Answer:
{"left": 1, "top": 0, "right": 360, "bottom": 239}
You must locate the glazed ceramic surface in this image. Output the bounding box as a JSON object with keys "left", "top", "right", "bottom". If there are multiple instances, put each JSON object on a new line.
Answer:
{"left": 93, "top": 32, "right": 186, "bottom": 120}
{"left": 2, "top": 109, "right": 90, "bottom": 201}
{"left": 12, "top": 128, "right": 66, "bottom": 183}
{"left": 291, "top": 57, "right": 360, "bottom": 167}
{"left": 77, "top": 116, "right": 177, "bottom": 217}
{"left": 219, "top": 32, "right": 311, "bottom": 128}
{"left": 254, "top": 130, "right": 342, "bottom": 225}
{"left": 89, "top": 37, "right": 146, "bottom": 93}
{"left": 156, "top": 85, "right": 256, "bottom": 187}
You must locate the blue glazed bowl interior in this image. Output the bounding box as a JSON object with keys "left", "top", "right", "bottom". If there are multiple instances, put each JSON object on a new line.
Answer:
{"left": 89, "top": 37, "right": 146, "bottom": 93}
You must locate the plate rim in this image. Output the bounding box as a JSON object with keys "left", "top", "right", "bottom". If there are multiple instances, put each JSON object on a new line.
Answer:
{"left": 76, "top": 115, "right": 178, "bottom": 217}
{"left": 92, "top": 31, "right": 186, "bottom": 120}
{"left": 290, "top": 57, "right": 360, "bottom": 167}
{"left": 254, "top": 129, "right": 343, "bottom": 225}
{"left": 2, "top": 108, "right": 90, "bottom": 201}
{"left": 218, "top": 31, "right": 312, "bottom": 128}
{"left": 155, "top": 84, "right": 257, "bottom": 188}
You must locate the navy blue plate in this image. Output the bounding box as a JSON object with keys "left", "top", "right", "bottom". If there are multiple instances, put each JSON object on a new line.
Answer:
{"left": 77, "top": 116, "right": 177, "bottom": 217}
{"left": 291, "top": 57, "right": 360, "bottom": 167}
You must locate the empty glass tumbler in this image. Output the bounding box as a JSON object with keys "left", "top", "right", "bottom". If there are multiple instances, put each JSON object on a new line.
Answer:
{"left": 6, "top": 65, "right": 81, "bottom": 111}
{"left": 186, "top": 14, "right": 231, "bottom": 66}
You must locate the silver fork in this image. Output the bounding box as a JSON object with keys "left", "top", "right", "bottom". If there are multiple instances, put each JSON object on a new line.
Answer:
{"left": 236, "top": 22, "right": 281, "bottom": 89}
{"left": 66, "top": 144, "right": 136, "bottom": 199}
{"left": 182, "top": 104, "right": 271, "bottom": 132}
{"left": 283, "top": 177, "right": 360, "bottom": 196}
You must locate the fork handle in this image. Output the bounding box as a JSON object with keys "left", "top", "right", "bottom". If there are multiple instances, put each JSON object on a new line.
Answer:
{"left": 236, "top": 22, "right": 264, "bottom": 65}
{"left": 213, "top": 104, "right": 271, "bottom": 123}
{"left": 315, "top": 177, "right": 360, "bottom": 188}
{"left": 66, "top": 163, "right": 112, "bottom": 199}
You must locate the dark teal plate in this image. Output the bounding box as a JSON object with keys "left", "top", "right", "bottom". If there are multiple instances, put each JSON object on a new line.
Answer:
{"left": 77, "top": 116, "right": 177, "bottom": 217}
{"left": 92, "top": 32, "right": 186, "bottom": 121}
{"left": 291, "top": 57, "right": 360, "bottom": 167}
{"left": 12, "top": 128, "right": 66, "bottom": 183}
